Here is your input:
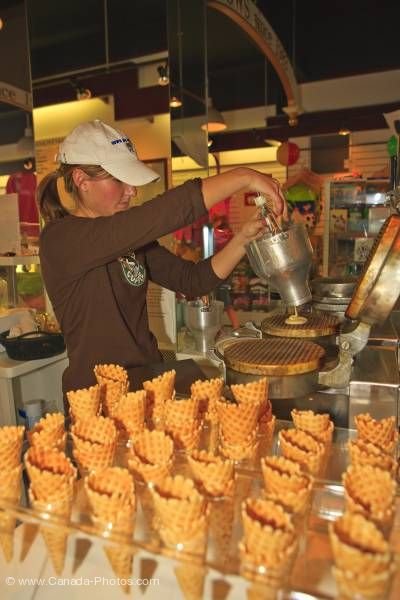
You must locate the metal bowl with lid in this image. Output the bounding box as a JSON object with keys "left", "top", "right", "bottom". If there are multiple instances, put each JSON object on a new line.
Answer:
{"left": 212, "top": 337, "right": 326, "bottom": 399}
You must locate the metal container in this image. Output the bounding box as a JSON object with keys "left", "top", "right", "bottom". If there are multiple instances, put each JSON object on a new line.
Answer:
{"left": 210, "top": 336, "right": 325, "bottom": 399}
{"left": 183, "top": 299, "right": 224, "bottom": 353}
{"left": 311, "top": 276, "right": 358, "bottom": 301}
{"left": 246, "top": 223, "right": 313, "bottom": 307}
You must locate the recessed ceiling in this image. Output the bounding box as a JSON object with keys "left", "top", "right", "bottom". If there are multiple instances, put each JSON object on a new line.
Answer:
{"left": 23, "top": 0, "right": 400, "bottom": 116}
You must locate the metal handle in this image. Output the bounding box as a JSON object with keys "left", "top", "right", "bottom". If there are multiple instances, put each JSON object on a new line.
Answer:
{"left": 255, "top": 193, "right": 282, "bottom": 235}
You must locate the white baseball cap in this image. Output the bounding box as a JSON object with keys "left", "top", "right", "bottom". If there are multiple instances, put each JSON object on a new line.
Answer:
{"left": 56, "top": 119, "right": 160, "bottom": 186}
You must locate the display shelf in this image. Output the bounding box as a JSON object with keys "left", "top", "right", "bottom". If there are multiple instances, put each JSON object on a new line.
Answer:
{"left": 1, "top": 420, "right": 398, "bottom": 600}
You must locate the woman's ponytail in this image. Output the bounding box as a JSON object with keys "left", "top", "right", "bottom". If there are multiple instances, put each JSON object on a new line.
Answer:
{"left": 37, "top": 170, "right": 69, "bottom": 223}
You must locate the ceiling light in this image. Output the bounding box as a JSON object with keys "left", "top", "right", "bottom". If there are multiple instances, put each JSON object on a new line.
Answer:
{"left": 207, "top": 138, "right": 213, "bottom": 147}
{"left": 157, "top": 63, "right": 169, "bottom": 86}
{"left": 200, "top": 97, "right": 227, "bottom": 133}
{"left": 339, "top": 127, "right": 351, "bottom": 136}
{"left": 0, "top": 18, "right": 4, "bottom": 30}
{"left": 169, "top": 95, "right": 182, "bottom": 108}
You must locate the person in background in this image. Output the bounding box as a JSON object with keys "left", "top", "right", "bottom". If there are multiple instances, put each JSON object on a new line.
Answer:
{"left": 37, "top": 120, "right": 286, "bottom": 395}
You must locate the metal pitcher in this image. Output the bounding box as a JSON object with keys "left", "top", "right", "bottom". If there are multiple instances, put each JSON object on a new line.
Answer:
{"left": 246, "top": 223, "right": 313, "bottom": 306}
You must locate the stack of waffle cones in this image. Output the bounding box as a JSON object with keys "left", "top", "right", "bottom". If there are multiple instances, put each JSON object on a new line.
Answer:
{"left": 187, "top": 450, "right": 234, "bottom": 497}
{"left": 143, "top": 369, "right": 176, "bottom": 429}
{"left": 0, "top": 425, "right": 24, "bottom": 562}
{"left": 84, "top": 467, "right": 135, "bottom": 586}
{"left": 329, "top": 511, "right": 397, "bottom": 599}
{"left": 231, "top": 378, "right": 274, "bottom": 437}
{"left": 127, "top": 429, "right": 173, "bottom": 538}
{"left": 112, "top": 390, "right": 146, "bottom": 440}
{"left": 150, "top": 474, "right": 209, "bottom": 555}
{"left": 342, "top": 464, "right": 396, "bottom": 532}
{"left": 240, "top": 497, "right": 298, "bottom": 587}
{"left": 291, "top": 409, "right": 334, "bottom": 444}
{"left": 164, "top": 396, "right": 202, "bottom": 452}
{"left": 25, "top": 446, "right": 77, "bottom": 574}
{"left": 66, "top": 385, "right": 102, "bottom": 422}
{"left": 188, "top": 450, "right": 235, "bottom": 565}
{"left": 217, "top": 398, "right": 260, "bottom": 460}
{"left": 354, "top": 413, "right": 398, "bottom": 454}
{"left": 94, "top": 363, "right": 129, "bottom": 417}
{"left": 27, "top": 412, "right": 66, "bottom": 451}
{"left": 71, "top": 415, "right": 117, "bottom": 473}
{"left": 127, "top": 428, "right": 174, "bottom": 486}
{"left": 348, "top": 438, "right": 396, "bottom": 474}
{"left": 261, "top": 455, "right": 313, "bottom": 517}
{"left": 278, "top": 428, "right": 325, "bottom": 476}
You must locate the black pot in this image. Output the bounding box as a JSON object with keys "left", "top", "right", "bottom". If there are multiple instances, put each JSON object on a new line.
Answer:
{"left": 0, "top": 330, "right": 65, "bottom": 361}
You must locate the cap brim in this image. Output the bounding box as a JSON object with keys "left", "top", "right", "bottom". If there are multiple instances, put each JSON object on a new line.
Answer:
{"left": 101, "top": 156, "right": 160, "bottom": 185}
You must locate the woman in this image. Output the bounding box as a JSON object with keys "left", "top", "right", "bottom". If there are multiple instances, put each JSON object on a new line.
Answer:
{"left": 38, "top": 120, "right": 286, "bottom": 394}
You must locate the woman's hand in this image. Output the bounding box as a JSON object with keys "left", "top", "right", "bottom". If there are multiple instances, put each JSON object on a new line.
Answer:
{"left": 236, "top": 209, "right": 266, "bottom": 245}
{"left": 202, "top": 167, "right": 287, "bottom": 217}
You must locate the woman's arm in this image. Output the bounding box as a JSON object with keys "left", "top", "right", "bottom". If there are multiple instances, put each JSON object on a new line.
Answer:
{"left": 201, "top": 167, "right": 286, "bottom": 216}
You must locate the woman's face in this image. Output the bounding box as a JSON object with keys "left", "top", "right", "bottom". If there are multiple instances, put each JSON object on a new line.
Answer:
{"left": 75, "top": 171, "right": 137, "bottom": 217}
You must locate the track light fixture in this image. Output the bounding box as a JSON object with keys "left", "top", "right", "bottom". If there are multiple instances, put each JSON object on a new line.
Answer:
{"left": 157, "top": 62, "right": 169, "bottom": 86}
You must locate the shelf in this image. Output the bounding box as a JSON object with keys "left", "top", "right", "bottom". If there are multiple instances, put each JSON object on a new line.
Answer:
{"left": 0, "top": 254, "right": 40, "bottom": 266}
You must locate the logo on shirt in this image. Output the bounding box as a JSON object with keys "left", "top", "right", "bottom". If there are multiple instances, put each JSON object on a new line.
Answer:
{"left": 118, "top": 252, "right": 146, "bottom": 287}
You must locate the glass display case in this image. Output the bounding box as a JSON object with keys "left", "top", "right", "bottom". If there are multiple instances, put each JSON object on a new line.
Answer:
{"left": 322, "top": 178, "right": 391, "bottom": 276}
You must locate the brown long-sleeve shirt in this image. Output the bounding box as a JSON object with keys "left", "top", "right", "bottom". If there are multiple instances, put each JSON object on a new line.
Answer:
{"left": 39, "top": 179, "right": 223, "bottom": 393}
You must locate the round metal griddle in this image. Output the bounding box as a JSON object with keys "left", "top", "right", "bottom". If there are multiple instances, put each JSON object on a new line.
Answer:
{"left": 223, "top": 338, "right": 326, "bottom": 377}
{"left": 261, "top": 311, "right": 340, "bottom": 339}
{"left": 346, "top": 215, "right": 400, "bottom": 325}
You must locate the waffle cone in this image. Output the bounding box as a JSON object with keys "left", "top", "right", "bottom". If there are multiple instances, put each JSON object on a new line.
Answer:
{"left": 342, "top": 464, "right": 396, "bottom": 526}
{"left": 132, "top": 428, "right": 174, "bottom": 464}
{"left": 220, "top": 429, "right": 259, "bottom": 461}
{"left": 332, "top": 563, "right": 397, "bottom": 599}
{"left": 84, "top": 467, "right": 135, "bottom": 521}
{"left": 278, "top": 429, "right": 325, "bottom": 475}
{"left": 137, "top": 485, "right": 157, "bottom": 536}
{"left": 174, "top": 561, "right": 207, "bottom": 600}
{"left": 104, "top": 543, "right": 134, "bottom": 592}
{"left": 210, "top": 497, "right": 234, "bottom": 561}
{"left": 348, "top": 438, "right": 396, "bottom": 473}
{"left": 354, "top": 413, "right": 396, "bottom": 450}
{"left": 187, "top": 450, "right": 234, "bottom": 496}
{"left": 190, "top": 377, "right": 224, "bottom": 421}
{"left": 151, "top": 475, "right": 207, "bottom": 533}
{"left": 217, "top": 399, "right": 259, "bottom": 443}
{"left": 239, "top": 538, "right": 298, "bottom": 580}
{"left": 231, "top": 377, "right": 271, "bottom": 430}
{"left": 291, "top": 408, "right": 331, "bottom": 433}
{"left": 242, "top": 498, "right": 296, "bottom": 561}
{"left": 0, "top": 518, "right": 15, "bottom": 562}
{"left": 143, "top": 369, "right": 176, "bottom": 425}
{"left": 29, "top": 487, "right": 72, "bottom": 575}
{"left": 329, "top": 512, "right": 392, "bottom": 574}
{"left": 27, "top": 412, "right": 65, "bottom": 450}
{"left": 67, "top": 385, "right": 102, "bottom": 421}
{"left": 25, "top": 447, "right": 77, "bottom": 502}
{"left": 71, "top": 415, "right": 117, "bottom": 445}
{"left": 127, "top": 454, "right": 172, "bottom": 486}
{"left": 102, "top": 380, "right": 128, "bottom": 417}
{"left": 72, "top": 439, "right": 116, "bottom": 473}
{"left": 0, "top": 425, "right": 25, "bottom": 469}
{"left": 165, "top": 420, "right": 203, "bottom": 452}
{"left": 0, "top": 466, "right": 21, "bottom": 563}
{"left": 112, "top": 390, "right": 146, "bottom": 436}
{"left": 94, "top": 363, "right": 129, "bottom": 386}
{"left": 165, "top": 396, "right": 200, "bottom": 427}
{"left": 158, "top": 510, "right": 209, "bottom": 553}
{"left": 263, "top": 483, "right": 312, "bottom": 516}
{"left": 261, "top": 455, "right": 312, "bottom": 494}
